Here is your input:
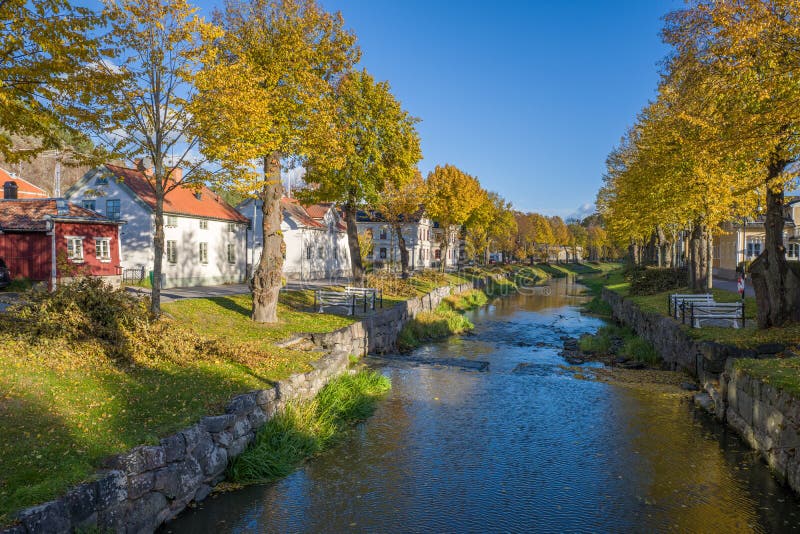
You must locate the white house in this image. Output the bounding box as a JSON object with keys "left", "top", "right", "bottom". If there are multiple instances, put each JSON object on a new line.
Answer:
{"left": 237, "top": 197, "right": 352, "bottom": 281}
{"left": 355, "top": 210, "right": 462, "bottom": 270}
{"left": 66, "top": 164, "right": 249, "bottom": 288}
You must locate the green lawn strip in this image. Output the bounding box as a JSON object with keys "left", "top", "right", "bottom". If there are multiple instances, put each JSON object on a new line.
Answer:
{"left": 733, "top": 358, "right": 800, "bottom": 398}
{"left": 228, "top": 369, "right": 391, "bottom": 483}
{"left": 589, "top": 266, "right": 800, "bottom": 350}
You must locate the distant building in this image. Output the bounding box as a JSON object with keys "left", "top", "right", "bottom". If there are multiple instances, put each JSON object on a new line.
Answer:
{"left": 0, "top": 197, "right": 123, "bottom": 288}
{"left": 237, "top": 197, "right": 351, "bottom": 281}
{"left": 1, "top": 167, "right": 48, "bottom": 199}
{"left": 66, "top": 164, "right": 249, "bottom": 288}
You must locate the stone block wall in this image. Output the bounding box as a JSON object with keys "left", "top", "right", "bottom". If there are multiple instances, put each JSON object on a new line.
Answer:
{"left": 2, "top": 282, "right": 475, "bottom": 534}
{"left": 721, "top": 361, "right": 800, "bottom": 493}
{"left": 602, "top": 287, "right": 800, "bottom": 495}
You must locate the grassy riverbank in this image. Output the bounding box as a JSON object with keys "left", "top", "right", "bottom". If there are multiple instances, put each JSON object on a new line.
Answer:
{"left": 228, "top": 369, "right": 391, "bottom": 483}
{"left": 397, "top": 289, "right": 487, "bottom": 351}
{"left": 0, "top": 281, "right": 360, "bottom": 525}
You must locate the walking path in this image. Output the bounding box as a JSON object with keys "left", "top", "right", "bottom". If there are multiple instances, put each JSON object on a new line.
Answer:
{"left": 127, "top": 277, "right": 353, "bottom": 303}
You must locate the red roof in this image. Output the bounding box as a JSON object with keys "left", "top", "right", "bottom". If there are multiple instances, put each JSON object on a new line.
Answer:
{"left": 305, "top": 202, "right": 334, "bottom": 219}
{"left": 0, "top": 168, "right": 48, "bottom": 198}
{"left": 281, "top": 197, "right": 325, "bottom": 229}
{"left": 0, "top": 199, "right": 116, "bottom": 231}
{"left": 104, "top": 164, "right": 249, "bottom": 223}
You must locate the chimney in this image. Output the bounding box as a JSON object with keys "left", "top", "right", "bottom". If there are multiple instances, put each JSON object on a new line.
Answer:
{"left": 3, "top": 181, "right": 18, "bottom": 199}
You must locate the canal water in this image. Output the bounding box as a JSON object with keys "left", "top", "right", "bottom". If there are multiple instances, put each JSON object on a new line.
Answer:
{"left": 164, "top": 278, "right": 800, "bottom": 533}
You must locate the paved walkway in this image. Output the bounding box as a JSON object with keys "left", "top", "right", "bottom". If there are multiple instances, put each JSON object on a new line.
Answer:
{"left": 127, "top": 278, "right": 354, "bottom": 304}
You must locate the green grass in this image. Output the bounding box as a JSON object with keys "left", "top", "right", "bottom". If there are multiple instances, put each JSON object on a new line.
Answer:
{"left": 228, "top": 370, "right": 391, "bottom": 483}
{"left": 397, "top": 304, "right": 476, "bottom": 352}
{"left": 440, "top": 289, "right": 488, "bottom": 311}
{"left": 0, "top": 290, "right": 356, "bottom": 525}
{"left": 578, "top": 324, "right": 660, "bottom": 364}
{"left": 734, "top": 358, "right": 800, "bottom": 398}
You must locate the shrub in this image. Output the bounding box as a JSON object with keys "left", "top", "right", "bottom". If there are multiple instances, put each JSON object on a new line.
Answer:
{"left": 397, "top": 308, "right": 474, "bottom": 351}
{"left": 627, "top": 266, "right": 688, "bottom": 296}
{"left": 440, "top": 289, "right": 487, "bottom": 312}
{"left": 5, "top": 277, "right": 150, "bottom": 344}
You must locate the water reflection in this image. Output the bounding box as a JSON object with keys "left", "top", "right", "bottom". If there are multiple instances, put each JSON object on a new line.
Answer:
{"left": 163, "top": 278, "right": 800, "bottom": 533}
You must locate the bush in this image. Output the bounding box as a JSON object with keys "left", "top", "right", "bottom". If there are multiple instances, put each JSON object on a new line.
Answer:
{"left": 627, "top": 266, "right": 688, "bottom": 296}
{"left": 397, "top": 308, "right": 474, "bottom": 351}
{"left": 4, "top": 277, "right": 150, "bottom": 344}
{"left": 440, "top": 289, "right": 487, "bottom": 311}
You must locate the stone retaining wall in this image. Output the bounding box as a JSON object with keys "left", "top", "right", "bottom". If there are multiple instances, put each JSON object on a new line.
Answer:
{"left": 602, "top": 287, "right": 800, "bottom": 494}
{"left": 2, "top": 282, "right": 475, "bottom": 534}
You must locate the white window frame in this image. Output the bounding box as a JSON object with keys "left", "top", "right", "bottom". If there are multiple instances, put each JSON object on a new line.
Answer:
{"left": 227, "top": 243, "right": 236, "bottom": 264}
{"left": 166, "top": 240, "right": 178, "bottom": 264}
{"left": 66, "top": 236, "right": 84, "bottom": 262}
{"left": 165, "top": 215, "right": 178, "bottom": 228}
{"left": 199, "top": 242, "right": 208, "bottom": 264}
{"left": 82, "top": 200, "right": 96, "bottom": 211}
{"left": 95, "top": 237, "right": 111, "bottom": 262}
{"left": 199, "top": 219, "right": 208, "bottom": 230}
{"left": 228, "top": 222, "right": 236, "bottom": 233}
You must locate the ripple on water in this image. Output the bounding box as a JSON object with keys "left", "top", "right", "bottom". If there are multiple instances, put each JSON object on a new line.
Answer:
{"left": 161, "top": 281, "right": 800, "bottom": 534}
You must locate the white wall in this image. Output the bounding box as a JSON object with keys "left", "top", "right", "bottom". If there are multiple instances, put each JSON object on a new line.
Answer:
{"left": 68, "top": 170, "right": 247, "bottom": 288}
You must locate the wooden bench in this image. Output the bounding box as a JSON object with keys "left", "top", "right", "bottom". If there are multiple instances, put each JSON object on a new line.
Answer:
{"left": 345, "top": 286, "right": 383, "bottom": 312}
{"left": 689, "top": 301, "right": 745, "bottom": 329}
{"left": 668, "top": 293, "right": 713, "bottom": 321}
{"left": 314, "top": 290, "right": 357, "bottom": 315}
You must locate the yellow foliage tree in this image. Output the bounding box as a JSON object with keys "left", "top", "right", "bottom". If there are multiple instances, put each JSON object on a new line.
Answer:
{"left": 193, "top": 0, "right": 358, "bottom": 322}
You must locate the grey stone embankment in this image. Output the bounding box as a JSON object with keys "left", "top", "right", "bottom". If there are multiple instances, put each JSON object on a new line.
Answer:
{"left": 2, "top": 282, "right": 474, "bottom": 534}
{"left": 602, "top": 287, "right": 800, "bottom": 494}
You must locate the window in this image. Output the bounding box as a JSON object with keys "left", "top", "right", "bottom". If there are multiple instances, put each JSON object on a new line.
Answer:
{"left": 82, "top": 200, "right": 96, "bottom": 211}
{"left": 166, "top": 240, "right": 177, "bottom": 264}
{"left": 66, "top": 237, "right": 84, "bottom": 262}
{"left": 199, "top": 242, "right": 208, "bottom": 264}
{"left": 105, "top": 199, "right": 120, "bottom": 220}
{"left": 434, "top": 249, "right": 441, "bottom": 260}
{"left": 747, "top": 241, "right": 762, "bottom": 257}
{"left": 199, "top": 220, "right": 208, "bottom": 230}
{"left": 166, "top": 215, "right": 178, "bottom": 227}
{"left": 306, "top": 246, "right": 312, "bottom": 260}
{"left": 227, "top": 243, "right": 236, "bottom": 264}
{"left": 379, "top": 247, "right": 387, "bottom": 259}
{"left": 228, "top": 222, "right": 236, "bottom": 233}
{"left": 95, "top": 238, "right": 111, "bottom": 261}
{"left": 318, "top": 247, "right": 324, "bottom": 258}
{"left": 379, "top": 228, "right": 387, "bottom": 240}
{"left": 333, "top": 247, "right": 338, "bottom": 260}
{"left": 789, "top": 243, "right": 800, "bottom": 258}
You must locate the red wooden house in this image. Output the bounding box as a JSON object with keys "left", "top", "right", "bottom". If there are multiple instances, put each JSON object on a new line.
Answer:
{"left": 0, "top": 198, "right": 124, "bottom": 288}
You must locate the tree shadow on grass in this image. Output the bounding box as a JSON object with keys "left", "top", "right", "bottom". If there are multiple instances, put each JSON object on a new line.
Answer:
{"left": 210, "top": 296, "right": 252, "bottom": 318}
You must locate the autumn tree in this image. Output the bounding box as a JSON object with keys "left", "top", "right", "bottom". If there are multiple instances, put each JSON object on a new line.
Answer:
{"left": 425, "top": 165, "right": 485, "bottom": 271}
{"left": 374, "top": 169, "right": 426, "bottom": 277}
{"left": 662, "top": 0, "right": 800, "bottom": 325}
{"left": 193, "top": 0, "right": 358, "bottom": 322}
{"left": 58, "top": 0, "right": 213, "bottom": 315}
{"left": 0, "top": 0, "right": 111, "bottom": 162}
{"left": 464, "top": 191, "right": 515, "bottom": 264}
{"left": 586, "top": 225, "right": 607, "bottom": 261}
{"left": 303, "top": 69, "right": 421, "bottom": 283}
{"left": 567, "top": 222, "right": 586, "bottom": 262}
{"left": 548, "top": 216, "right": 570, "bottom": 262}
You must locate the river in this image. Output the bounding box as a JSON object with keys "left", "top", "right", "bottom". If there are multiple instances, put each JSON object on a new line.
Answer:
{"left": 163, "top": 278, "right": 800, "bottom": 533}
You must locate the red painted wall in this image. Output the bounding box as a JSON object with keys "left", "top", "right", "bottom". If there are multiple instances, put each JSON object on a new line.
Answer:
{"left": 0, "top": 232, "right": 51, "bottom": 281}
{"left": 55, "top": 222, "right": 121, "bottom": 277}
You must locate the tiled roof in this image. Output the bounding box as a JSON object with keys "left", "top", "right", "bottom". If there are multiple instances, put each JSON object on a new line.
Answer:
{"left": 0, "top": 199, "right": 115, "bottom": 231}
{"left": 281, "top": 197, "right": 325, "bottom": 229}
{"left": 104, "top": 164, "right": 249, "bottom": 223}
{"left": 305, "top": 202, "right": 334, "bottom": 219}
{"left": 0, "top": 168, "right": 48, "bottom": 198}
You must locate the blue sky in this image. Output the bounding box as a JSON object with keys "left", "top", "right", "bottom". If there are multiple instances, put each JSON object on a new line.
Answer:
{"left": 194, "top": 1, "right": 678, "bottom": 218}
{"left": 311, "top": 0, "right": 680, "bottom": 219}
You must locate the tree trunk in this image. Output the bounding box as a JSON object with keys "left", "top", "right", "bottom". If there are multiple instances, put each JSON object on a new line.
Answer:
{"left": 251, "top": 154, "right": 284, "bottom": 323}
{"left": 706, "top": 232, "right": 714, "bottom": 291}
{"left": 150, "top": 172, "right": 164, "bottom": 316}
{"left": 688, "top": 221, "right": 709, "bottom": 293}
{"left": 751, "top": 175, "right": 800, "bottom": 327}
{"left": 394, "top": 222, "right": 410, "bottom": 278}
{"left": 344, "top": 202, "right": 364, "bottom": 284}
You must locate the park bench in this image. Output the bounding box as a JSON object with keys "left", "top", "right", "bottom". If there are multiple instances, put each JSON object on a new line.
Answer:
{"left": 345, "top": 286, "right": 383, "bottom": 312}
{"left": 314, "top": 290, "right": 357, "bottom": 315}
{"left": 668, "top": 293, "right": 713, "bottom": 321}
{"left": 689, "top": 301, "right": 745, "bottom": 329}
